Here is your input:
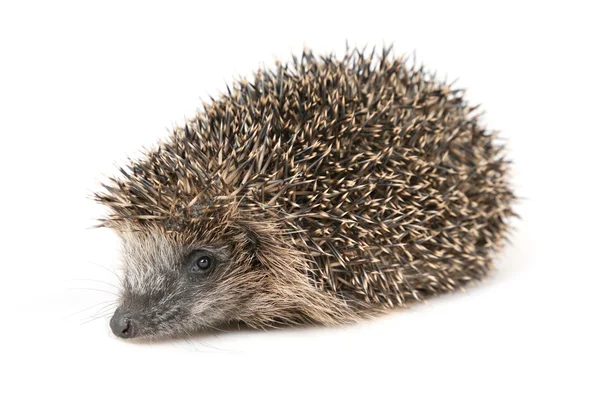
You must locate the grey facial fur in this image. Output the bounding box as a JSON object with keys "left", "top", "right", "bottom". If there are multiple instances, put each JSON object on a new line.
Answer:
{"left": 115, "top": 229, "right": 239, "bottom": 338}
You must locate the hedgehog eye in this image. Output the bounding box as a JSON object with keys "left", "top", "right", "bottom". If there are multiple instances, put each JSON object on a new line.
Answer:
{"left": 190, "top": 254, "right": 213, "bottom": 273}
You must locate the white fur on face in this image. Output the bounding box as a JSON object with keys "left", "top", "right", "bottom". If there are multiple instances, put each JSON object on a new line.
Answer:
{"left": 119, "top": 229, "right": 183, "bottom": 296}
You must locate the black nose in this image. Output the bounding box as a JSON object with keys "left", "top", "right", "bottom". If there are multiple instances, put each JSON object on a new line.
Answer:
{"left": 110, "top": 308, "right": 136, "bottom": 339}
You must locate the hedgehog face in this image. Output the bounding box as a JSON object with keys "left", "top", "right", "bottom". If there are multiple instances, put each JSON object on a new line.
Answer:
{"left": 109, "top": 226, "right": 268, "bottom": 339}
{"left": 108, "top": 217, "right": 355, "bottom": 339}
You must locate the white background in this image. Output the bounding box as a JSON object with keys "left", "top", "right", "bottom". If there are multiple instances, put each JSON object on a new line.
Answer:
{"left": 1, "top": 1, "right": 598, "bottom": 398}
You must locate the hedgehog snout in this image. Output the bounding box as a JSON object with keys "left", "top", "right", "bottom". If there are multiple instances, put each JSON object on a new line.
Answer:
{"left": 110, "top": 307, "right": 137, "bottom": 339}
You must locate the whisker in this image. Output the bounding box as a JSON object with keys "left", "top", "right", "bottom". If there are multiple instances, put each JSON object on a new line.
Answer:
{"left": 69, "top": 278, "right": 121, "bottom": 291}
{"left": 65, "top": 300, "right": 117, "bottom": 319}
{"left": 87, "top": 261, "right": 121, "bottom": 281}
{"left": 80, "top": 311, "right": 114, "bottom": 325}
{"left": 67, "top": 287, "right": 118, "bottom": 296}
{"left": 78, "top": 303, "right": 117, "bottom": 323}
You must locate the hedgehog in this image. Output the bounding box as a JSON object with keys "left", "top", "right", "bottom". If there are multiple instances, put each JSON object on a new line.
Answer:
{"left": 95, "top": 46, "right": 515, "bottom": 340}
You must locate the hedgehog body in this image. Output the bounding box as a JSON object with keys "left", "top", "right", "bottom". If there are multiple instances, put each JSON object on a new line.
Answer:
{"left": 98, "top": 47, "right": 514, "bottom": 339}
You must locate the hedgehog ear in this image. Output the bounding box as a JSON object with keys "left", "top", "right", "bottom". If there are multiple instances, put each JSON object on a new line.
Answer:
{"left": 230, "top": 221, "right": 261, "bottom": 254}
{"left": 242, "top": 225, "right": 260, "bottom": 252}
{"left": 235, "top": 223, "right": 266, "bottom": 269}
